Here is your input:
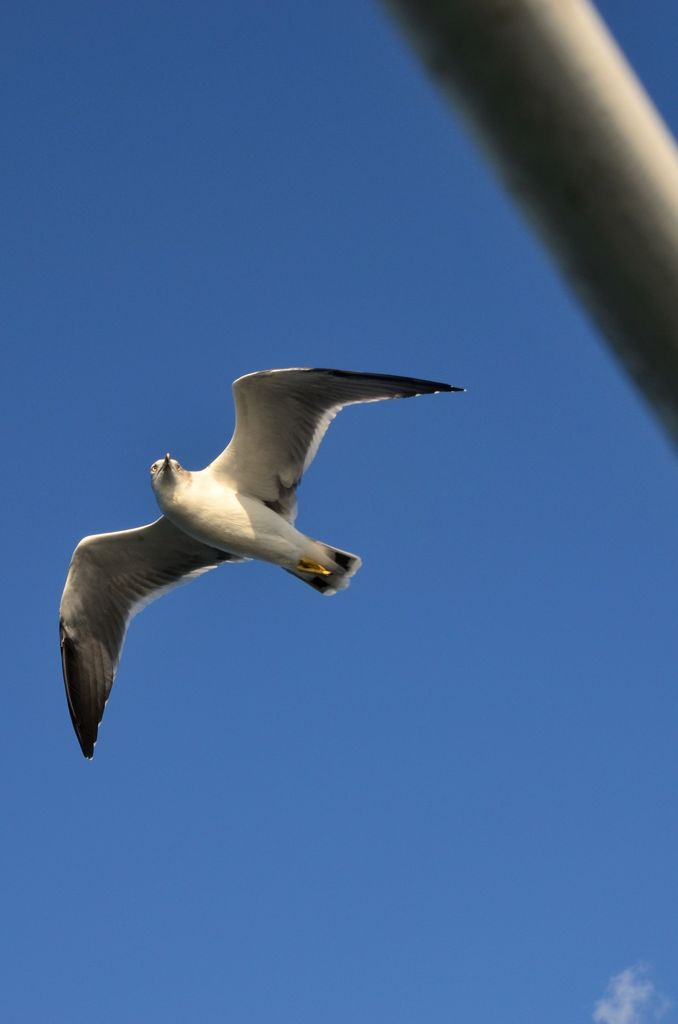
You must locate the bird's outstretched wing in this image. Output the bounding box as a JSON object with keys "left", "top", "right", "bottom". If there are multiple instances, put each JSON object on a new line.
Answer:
{"left": 209, "top": 368, "right": 461, "bottom": 522}
{"left": 59, "top": 516, "right": 243, "bottom": 759}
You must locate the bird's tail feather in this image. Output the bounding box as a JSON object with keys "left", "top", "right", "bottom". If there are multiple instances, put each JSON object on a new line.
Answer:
{"left": 285, "top": 542, "right": 362, "bottom": 596}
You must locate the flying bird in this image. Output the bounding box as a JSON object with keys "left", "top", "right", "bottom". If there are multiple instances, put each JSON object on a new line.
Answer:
{"left": 60, "top": 368, "right": 463, "bottom": 758}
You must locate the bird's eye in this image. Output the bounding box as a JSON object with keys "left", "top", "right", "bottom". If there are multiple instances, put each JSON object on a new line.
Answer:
{"left": 150, "top": 464, "right": 157, "bottom": 474}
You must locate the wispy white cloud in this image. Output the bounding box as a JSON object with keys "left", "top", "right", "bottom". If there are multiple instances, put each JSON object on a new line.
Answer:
{"left": 593, "top": 965, "right": 671, "bottom": 1024}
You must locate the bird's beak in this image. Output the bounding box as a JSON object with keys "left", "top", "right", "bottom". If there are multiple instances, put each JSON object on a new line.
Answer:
{"left": 163, "top": 452, "right": 171, "bottom": 468}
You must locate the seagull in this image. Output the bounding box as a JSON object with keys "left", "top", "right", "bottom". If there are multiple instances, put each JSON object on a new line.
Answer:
{"left": 60, "top": 368, "right": 463, "bottom": 758}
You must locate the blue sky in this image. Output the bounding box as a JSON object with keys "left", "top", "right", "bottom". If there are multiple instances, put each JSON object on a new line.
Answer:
{"left": 2, "top": 1, "right": 677, "bottom": 1021}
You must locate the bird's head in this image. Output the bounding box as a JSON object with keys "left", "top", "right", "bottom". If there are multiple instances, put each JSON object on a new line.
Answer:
{"left": 150, "top": 452, "right": 185, "bottom": 493}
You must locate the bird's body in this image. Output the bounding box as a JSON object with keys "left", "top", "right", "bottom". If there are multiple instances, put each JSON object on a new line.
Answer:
{"left": 153, "top": 461, "right": 314, "bottom": 568}
{"left": 60, "top": 367, "right": 463, "bottom": 757}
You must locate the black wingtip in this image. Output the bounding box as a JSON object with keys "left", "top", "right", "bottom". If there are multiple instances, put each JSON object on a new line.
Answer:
{"left": 73, "top": 718, "right": 96, "bottom": 759}
{"left": 416, "top": 382, "right": 465, "bottom": 394}
{"left": 60, "top": 628, "right": 99, "bottom": 760}
{"left": 311, "top": 368, "right": 465, "bottom": 395}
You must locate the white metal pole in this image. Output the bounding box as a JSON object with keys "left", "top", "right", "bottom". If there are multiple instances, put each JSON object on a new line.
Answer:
{"left": 383, "top": 0, "right": 678, "bottom": 448}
